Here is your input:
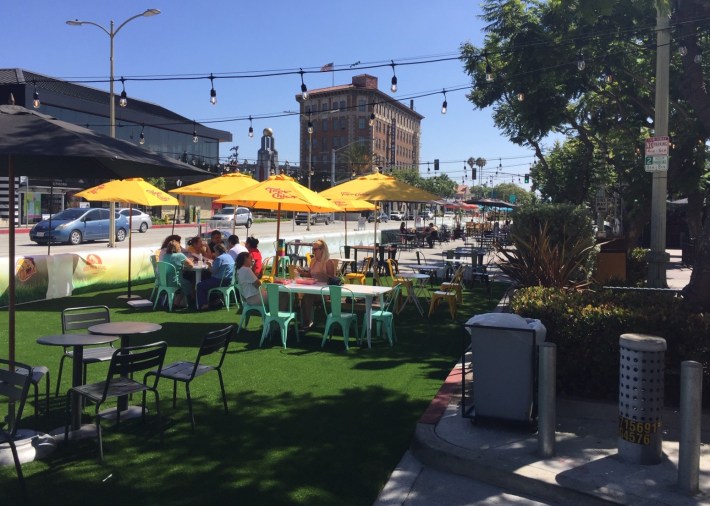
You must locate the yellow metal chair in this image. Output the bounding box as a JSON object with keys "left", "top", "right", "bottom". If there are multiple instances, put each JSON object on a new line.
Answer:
{"left": 345, "top": 256, "right": 372, "bottom": 285}
{"left": 439, "top": 264, "right": 466, "bottom": 304}
{"left": 428, "top": 265, "right": 464, "bottom": 319}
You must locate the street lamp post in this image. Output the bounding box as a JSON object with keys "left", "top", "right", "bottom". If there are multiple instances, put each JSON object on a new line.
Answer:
{"left": 66, "top": 8, "right": 161, "bottom": 247}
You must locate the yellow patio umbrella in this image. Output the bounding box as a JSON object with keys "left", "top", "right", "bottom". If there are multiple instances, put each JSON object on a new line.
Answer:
{"left": 216, "top": 174, "right": 342, "bottom": 255}
{"left": 327, "top": 198, "right": 376, "bottom": 245}
{"left": 75, "top": 178, "right": 180, "bottom": 299}
{"left": 320, "top": 172, "right": 441, "bottom": 245}
{"left": 170, "top": 172, "right": 259, "bottom": 234}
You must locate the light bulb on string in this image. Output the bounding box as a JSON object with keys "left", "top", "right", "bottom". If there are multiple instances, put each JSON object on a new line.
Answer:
{"left": 577, "top": 52, "right": 586, "bottom": 71}
{"left": 694, "top": 50, "right": 702, "bottom": 64}
{"left": 369, "top": 111, "right": 375, "bottom": 126}
{"left": 119, "top": 77, "right": 127, "bottom": 108}
{"left": 440, "top": 89, "right": 448, "bottom": 115}
{"left": 209, "top": 74, "right": 217, "bottom": 105}
{"left": 248, "top": 115, "right": 254, "bottom": 138}
{"left": 32, "top": 81, "right": 40, "bottom": 109}
{"left": 679, "top": 44, "right": 688, "bottom": 56}
{"left": 484, "top": 51, "right": 494, "bottom": 82}
{"left": 390, "top": 60, "right": 398, "bottom": 92}
{"left": 299, "top": 69, "right": 309, "bottom": 100}
{"left": 517, "top": 91, "right": 525, "bottom": 102}
{"left": 192, "top": 121, "right": 198, "bottom": 143}
{"left": 139, "top": 125, "right": 145, "bottom": 145}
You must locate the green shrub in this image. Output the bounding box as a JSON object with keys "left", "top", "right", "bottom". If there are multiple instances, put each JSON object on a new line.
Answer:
{"left": 511, "top": 287, "right": 710, "bottom": 406}
{"left": 497, "top": 203, "right": 596, "bottom": 288}
{"left": 627, "top": 247, "right": 649, "bottom": 286}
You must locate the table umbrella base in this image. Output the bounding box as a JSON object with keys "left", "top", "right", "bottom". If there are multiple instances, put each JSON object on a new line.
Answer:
{"left": 0, "top": 429, "right": 57, "bottom": 463}
{"left": 49, "top": 424, "right": 98, "bottom": 442}
{"left": 117, "top": 294, "right": 143, "bottom": 300}
{"left": 98, "top": 405, "right": 146, "bottom": 422}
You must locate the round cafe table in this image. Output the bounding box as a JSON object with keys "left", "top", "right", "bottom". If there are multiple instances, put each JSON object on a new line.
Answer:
{"left": 88, "top": 322, "right": 162, "bottom": 416}
{"left": 36, "top": 333, "right": 119, "bottom": 437}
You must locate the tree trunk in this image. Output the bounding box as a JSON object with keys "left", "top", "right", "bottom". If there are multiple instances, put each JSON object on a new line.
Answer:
{"left": 682, "top": 200, "right": 710, "bottom": 311}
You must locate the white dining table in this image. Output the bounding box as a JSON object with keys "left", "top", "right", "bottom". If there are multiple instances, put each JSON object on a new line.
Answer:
{"left": 395, "top": 272, "right": 430, "bottom": 315}
{"left": 278, "top": 282, "right": 392, "bottom": 348}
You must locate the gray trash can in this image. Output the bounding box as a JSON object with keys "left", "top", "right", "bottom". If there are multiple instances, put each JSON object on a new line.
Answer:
{"left": 463, "top": 313, "right": 547, "bottom": 424}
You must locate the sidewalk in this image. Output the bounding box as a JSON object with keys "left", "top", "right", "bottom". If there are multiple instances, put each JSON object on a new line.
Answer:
{"left": 375, "top": 248, "right": 709, "bottom": 506}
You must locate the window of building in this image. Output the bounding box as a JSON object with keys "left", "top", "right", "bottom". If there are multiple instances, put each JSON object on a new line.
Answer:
{"left": 322, "top": 119, "right": 328, "bottom": 131}
{"left": 358, "top": 99, "right": 366, "bottom": 112}
{"left": 358, "top": 117, "right": 366, "bottom": 129}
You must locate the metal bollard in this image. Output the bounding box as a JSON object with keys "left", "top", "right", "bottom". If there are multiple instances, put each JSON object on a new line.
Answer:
{"left": 678, "top": 361, "right": 702, "bottom": 495}
{"left": 618, "top": 333, "right": 666, "bottom": 465}
{"left": 538, "top": 342, "right": 556, "bottom": 457}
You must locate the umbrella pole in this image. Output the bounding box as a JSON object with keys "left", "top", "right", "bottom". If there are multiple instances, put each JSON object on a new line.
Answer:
{"left": 8, "top": 155, "right": 16, "bottom": 423}
{"left": 344, "top": 209, "right": 348, "bottom": 246}
{"left": 171, "top": 204, "right": 178, "bottom": 234}
{"left": 127, "top": 211, "right": 133, "bottom": 297}
{"left": 276, "top": 203, "right": 281, "bottom": 255}
{"left": 47, "top": 180, "right": 54, "bottom": 256}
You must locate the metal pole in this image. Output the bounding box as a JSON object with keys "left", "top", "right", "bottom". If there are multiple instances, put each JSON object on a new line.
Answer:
{"left": 538, "top": 342, "right": 556, "bottom": 457}
{"left": 307, "top": 129, "right": 312, "bottom": 231}
{"left": 647, "top": 8, "right": 671, "bottom": 287}
{"left": 678, "top": 360, "right": 702, "bottom": 495}
{"left": 108, "top": 20, "right": 117, "bottom": 247}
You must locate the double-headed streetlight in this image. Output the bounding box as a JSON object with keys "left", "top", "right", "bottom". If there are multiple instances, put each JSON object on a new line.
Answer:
{"left": 67, "top": 8, "right": 161, "bottom": 247}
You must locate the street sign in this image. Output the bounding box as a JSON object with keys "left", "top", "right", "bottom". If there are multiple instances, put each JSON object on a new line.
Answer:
{"left": 645, "top": 136, "right": 669, "bottom": 156}
{"left": 645, "top": 155, "right": 668, "bottom": 172}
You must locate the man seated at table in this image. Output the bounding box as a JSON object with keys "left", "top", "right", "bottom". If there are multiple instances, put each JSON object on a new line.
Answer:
{"left": 207, "top": 230, "right": 224, "bottom": 256}
{"left": 425, "top": 222, "right": 439, "bottom": 248}
{"left": 196, "top": 243, "right": 235, "bottom": 310}
{"left": 227, "top": 234, "right": 248, "bottom": 260}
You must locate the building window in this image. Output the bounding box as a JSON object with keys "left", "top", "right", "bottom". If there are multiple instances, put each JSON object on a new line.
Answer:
{"left": 322, "top": 119, "right": 328, "bottom": 131}
{"left": 358, "top": 117, "right": 366, "bottom": 129}
{"left": 358, "top": 100, "right": 366, "bottom": 112}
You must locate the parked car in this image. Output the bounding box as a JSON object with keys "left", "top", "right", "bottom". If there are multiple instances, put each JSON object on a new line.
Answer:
{"left": 118, "top": 207, "right": 152, "bottom": 233}
{"left": 368, "top": 213, "right": 389, "bottom": 223}
{"left": 294, "top": 212, "right": 331, "bottom": 225}
{"left": 212, "top": 206, "right": 253, "bottom": 227}
{"left": 390, "top": 211, "right": 404, "bottom": 221}
{"left": 418, "top": 210, "right": 433, "bottom": 220}
{"left": 29, "top": 208, "right": 129, "bottom": 245}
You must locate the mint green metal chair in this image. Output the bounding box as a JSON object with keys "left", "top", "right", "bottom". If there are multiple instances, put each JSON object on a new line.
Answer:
{"left": 259, "top": 283, "right": 299, "bottom": 349}
{"left": 236, "top": 287, "right": 266, "bottom": 334}
{"left": 154, "top": 261, "right": 182, "bottom": 312}
{"left": 208, "top": 269, "right": 239, "bottom": 311}
{"left": 320, "top": 285, "right": 359, "bottom": 350}
{"left": 361, "top": 283, "right": 403, "bottom": 347}
{"left": 149, "top": 254, "right": 160, "bottom": 301}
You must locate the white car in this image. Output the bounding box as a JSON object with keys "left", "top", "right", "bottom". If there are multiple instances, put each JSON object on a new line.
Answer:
{"left": 118, "top": 208, "right": 152, "bottom": 233}
{"left": 212, "top": 206, "right": 253, "bottom": 228}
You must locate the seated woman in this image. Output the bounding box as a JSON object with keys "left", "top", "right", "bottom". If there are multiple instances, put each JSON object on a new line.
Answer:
{"left": 161, "top": 240, "right": 194, "bottom": 307}
{"left": 245, "top": 236, "right": 264, "bottom": 278}
{"left": 157, "top": 234, "right": 183, "bottom": 262}
{"left": 236, "top": 251, "right": 267, "bottom": 306}
{"left": 186, "top": 235, "right": 213, "bottom": 261}
{"left": 295, "top": 239, "right": 336, "bottom": 330}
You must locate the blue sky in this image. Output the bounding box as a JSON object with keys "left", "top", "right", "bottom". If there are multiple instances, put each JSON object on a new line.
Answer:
{"left": 4, "top": 1, "right": 539, "bottom": 187}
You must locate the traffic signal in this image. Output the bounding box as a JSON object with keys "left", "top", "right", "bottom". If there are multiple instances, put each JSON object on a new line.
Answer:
{"left": 434, "top": 158, "right": 440, "bottom": 171}
{"left": 524, "top": 173, "right": 530, "bottom": 184}
{"left": 472, "top": 168, "right": 477, "bottom": 180}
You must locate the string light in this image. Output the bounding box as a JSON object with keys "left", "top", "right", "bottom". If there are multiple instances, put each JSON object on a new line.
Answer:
{"left": 192, "top": 120, "right": 198, "bottom": 143}
{"left": 139, "top": 125, "right": 145, "bottom": 145}
{"left": 307, "top": 111, "right": 313, "bottom": 134}
{"left": 440, "top": 89, "right": 448, "bottom": 114}
{"left": 209, "top": 73, "right": 217, "bottom": 105}
{"left": 484, "top": 52, "right": 494, "bottom": 82}
{"left": 577, "top": 51, "right": 586, "bottom": 71}
{"left": 32, "top": 81, "right": 40, "bottom": 109}
{"left": 517, "top": 91, "right": 525, "bottom": 102}
{"left": 369, "top": 111, "right": 375, "bottom": 126}
{"left": 694, "top": 49, "right": 702, "bottom": 64}
{"left": 248, "top": 115, "right": 254, "bottom": 138}
{"left": 390, "top": 60, "right": 398, "bottom": 92}
{"left": 679, "top": 44, "right": 688, "bottom": 56}
{"left": 119, "top": 77, "right": 128, "bottom": 108}
{"left": 299, "top": 68, "right": 309, "bottom": 100}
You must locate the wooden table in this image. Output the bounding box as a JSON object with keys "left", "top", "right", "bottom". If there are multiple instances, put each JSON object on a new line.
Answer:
{"left": 36, "top": 333, "right": 119, "bottom": 434}
{"left": 88, "top": 322, "right": 162, "bottom": 414}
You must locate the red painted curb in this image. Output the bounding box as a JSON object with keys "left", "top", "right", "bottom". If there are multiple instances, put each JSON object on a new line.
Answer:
{"left": 418, "top": 365, "right": 463, "bottom": 425}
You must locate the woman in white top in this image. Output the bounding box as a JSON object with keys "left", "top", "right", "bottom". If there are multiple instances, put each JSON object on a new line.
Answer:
{"left": 236, "top": 251, "right": 266, "bottom": 305}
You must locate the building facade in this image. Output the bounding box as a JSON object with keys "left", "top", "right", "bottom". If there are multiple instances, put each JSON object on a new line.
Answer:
{"left": 0, "top": 68, "right": 232, "bottom": 224}
{"left": 295, "top": 74, "right": 423, "bottom": 191}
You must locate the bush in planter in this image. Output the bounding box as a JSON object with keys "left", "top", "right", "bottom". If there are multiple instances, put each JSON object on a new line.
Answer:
{"left": 496, "top": 203, "right": 597, "bottom": 288}
{"left": 511, "top": 287, "right": 710, "bottom": 406}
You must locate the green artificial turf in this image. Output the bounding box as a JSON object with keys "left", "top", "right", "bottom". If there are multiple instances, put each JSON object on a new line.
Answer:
{"left": 0, "top": 280, "right": 507, "bottom": 505}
